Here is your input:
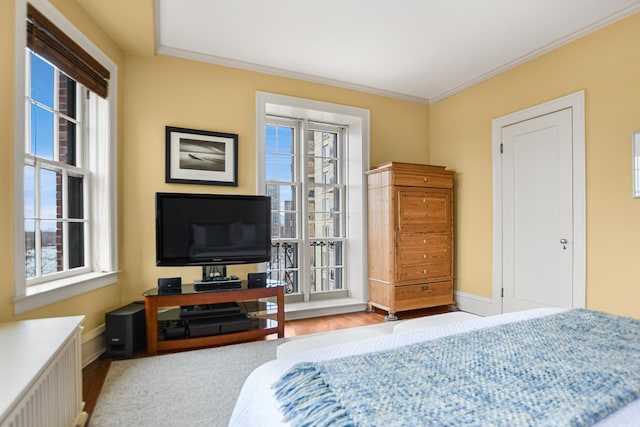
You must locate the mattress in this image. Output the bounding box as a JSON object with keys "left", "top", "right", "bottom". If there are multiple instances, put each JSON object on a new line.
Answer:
{"left": 229, "top": 308, "right": 640, "bottom": 426}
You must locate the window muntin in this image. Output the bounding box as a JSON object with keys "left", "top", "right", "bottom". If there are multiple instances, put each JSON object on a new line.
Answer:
{"left": 266, "top": 119, "right": 300, "bottom": 294}
{"left": 306, "top": 128, "right": 345, "bottom": 293}
{"left": 265, "top": 118, "right": 346, "bottom": 297}
{"left": 24, "top": 50, "right": 90, "bottom": 284}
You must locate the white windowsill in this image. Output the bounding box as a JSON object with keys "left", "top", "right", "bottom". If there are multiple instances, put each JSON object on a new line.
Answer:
{"left": 13, "top": 271, "right": 118, "bottom": 315}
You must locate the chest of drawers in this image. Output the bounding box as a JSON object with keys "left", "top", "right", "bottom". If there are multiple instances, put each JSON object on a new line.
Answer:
{"left": 367, "top": 162, "right": 455, "bottom": 320}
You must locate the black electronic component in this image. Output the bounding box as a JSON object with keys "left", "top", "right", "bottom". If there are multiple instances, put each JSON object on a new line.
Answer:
{"left": 105, "top": 302, "right": 146, "bottom": 358}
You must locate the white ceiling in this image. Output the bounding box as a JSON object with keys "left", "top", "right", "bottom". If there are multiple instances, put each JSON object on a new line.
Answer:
{"left": 156, "top": 0, "right": 640, "bottom": 104}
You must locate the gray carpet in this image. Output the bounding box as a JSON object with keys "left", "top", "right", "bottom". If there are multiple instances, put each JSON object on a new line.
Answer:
{"left": 90, "top": 339, "right": 280, "bottom": 427}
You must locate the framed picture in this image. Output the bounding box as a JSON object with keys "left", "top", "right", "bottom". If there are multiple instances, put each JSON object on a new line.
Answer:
{"left": 165, "top": 126, "right": 238, "bottom": 186}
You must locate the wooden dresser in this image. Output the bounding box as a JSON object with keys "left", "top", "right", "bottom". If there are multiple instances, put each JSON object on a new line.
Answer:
{"left": 367, "top": 162, "right": 455, "bottom": 320}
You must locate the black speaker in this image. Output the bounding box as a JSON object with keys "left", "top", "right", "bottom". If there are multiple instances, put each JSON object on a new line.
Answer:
{"left": 248, "top": 272, "right": 267, "bottom": 288}
{"left": 158, "top": 277, "right": 182, "bottom": 293}
{"left": 105, "top": 302, "right": 146, "bottom": 358}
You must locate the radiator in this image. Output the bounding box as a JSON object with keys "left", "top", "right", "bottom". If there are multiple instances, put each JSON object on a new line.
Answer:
{"left": 0, "top": 316, "right": 88, "bottom": 427}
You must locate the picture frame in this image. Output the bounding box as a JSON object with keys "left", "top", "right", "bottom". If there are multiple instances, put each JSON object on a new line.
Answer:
{"left": 165, "top": 126, "right": 238, "bottom": 186}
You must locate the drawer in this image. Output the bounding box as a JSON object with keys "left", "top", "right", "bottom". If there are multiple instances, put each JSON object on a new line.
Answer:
{"left": 395, "top": 172, "right": 453, "bottom": 189}
{"left": 397, "top": 233, "right": 451, "bottom": 248}
{"left": 397, "top": 262, "right": 451, "bottom": 282}
{"left": 394, "top": 280, "right": 454, "bottom": 311}
{"left": 397, "top": 245, "right": 451, "bottom": 266}
{"left": 397, "top": 233, "right": 451, "bottom": 267}
{"left": 396, "top": 189, "right": 451, "bottom": 233}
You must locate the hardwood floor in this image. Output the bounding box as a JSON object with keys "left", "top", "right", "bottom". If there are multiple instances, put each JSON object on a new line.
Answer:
{"left": 283, "top": 306, "right": 449, "bottom": 336}
{"left": 82, "top": 306, "right": 449, "bottom": 423}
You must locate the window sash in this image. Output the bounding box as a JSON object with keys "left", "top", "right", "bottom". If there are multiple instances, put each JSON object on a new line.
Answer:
{"left": 24, "top": 49, "right": 91, "bottom": 286}
{"left": 265, "top": 117, "right": 347, "bottom": 298}
{"left": 305, "top": 123, "right": 346, "bottom": 294}
{"left": 24, "top": 158, "right": 91, "bottom": 285}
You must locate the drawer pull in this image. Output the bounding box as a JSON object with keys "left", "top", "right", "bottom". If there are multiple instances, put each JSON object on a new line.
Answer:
{"left": 423, "top": 269, "right": 427, "bottom": 274}
{"left": 423, "top": 177, "right": 430, "bottom": 183}
{"left": 423, "top": 254, "right": 427, "bottom": 259}
{"left": 421, "top": 285, "right": 430, "bottom": 291}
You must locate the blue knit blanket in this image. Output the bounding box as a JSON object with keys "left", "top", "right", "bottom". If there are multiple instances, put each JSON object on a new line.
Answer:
{"left": 273, "top": 309, "right": 640, "bottom": 427}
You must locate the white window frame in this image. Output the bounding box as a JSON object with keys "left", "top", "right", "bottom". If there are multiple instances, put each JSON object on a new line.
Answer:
{"left": 24, "top": 52, "right": 92, "bottom": 285}
{"left": 633, "top": 131, "right": 640, "bottom": 199}
{"left": 305, "top": 122, "right": 347, "bottom": 296}
{"left": 256, "top": 92, "right": 370, "bottom": 306}
{"left": 266, "top": 118, "right": 348, "bottom": 300}
{"left": 13, "top": 0, "right": 118, "bottom": 314}
{"left": 265, "top": 116, "right": 302, "bottom": 295}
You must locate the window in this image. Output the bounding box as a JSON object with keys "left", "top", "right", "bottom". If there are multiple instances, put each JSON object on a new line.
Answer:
{"left": 306, "top": 125, "right": 345, "bottom": 294}
{"left": 25, "top": 52, "right": 90, "bottom": 283}
{"left": 14, "top": 1, "right": 117, "bottom": 314}
{"left": 256, "top": 92, "right": 370, "bottom": 307}
{"left": 266, "top": 119, "right": 346, "bottom": 297}
{"left": 265, "top": 119, "right": 300, "bottom": 294}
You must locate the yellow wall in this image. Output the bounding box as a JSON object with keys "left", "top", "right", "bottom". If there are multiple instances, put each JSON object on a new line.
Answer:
{"left": 1, "top": 0, "right": 429, "bottom": 331}
{"left": 430, "top": 12, "right": 640, "bottom": 318}
{"left": 5, "top": 0, "right": 638, "bottom": 335}
{"left": 0, "top": 0, "right": 125, "bottom": 329}
{"left": 0, "top": 0, "right": 16, "bottom": 322}
{"left": 119, "top": 53, "right": 430, "bottom": 303}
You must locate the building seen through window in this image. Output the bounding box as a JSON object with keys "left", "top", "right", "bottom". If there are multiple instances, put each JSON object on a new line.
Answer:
{"left": 265, "top": 119, "right": 346, "bottom": 297}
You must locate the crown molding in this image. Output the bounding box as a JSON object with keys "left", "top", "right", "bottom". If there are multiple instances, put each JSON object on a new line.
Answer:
{"left": 155, "top": 45, "right": 431, "bottom": 105}
{"left": 429, "top": 4, "right": 640, "bottom": 104}
{"left": 155, "top": 3, "right": 640, "bottom": 106}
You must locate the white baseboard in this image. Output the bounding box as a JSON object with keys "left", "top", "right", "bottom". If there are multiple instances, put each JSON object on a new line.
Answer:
{"left": 284, "top": 298, "right": 368, "bottom": 321}
{"left": 454, "top": 291, "right": 501, "bottom": 317}
{"left": 81, "top": 324, "right": 105, "bottom": 367}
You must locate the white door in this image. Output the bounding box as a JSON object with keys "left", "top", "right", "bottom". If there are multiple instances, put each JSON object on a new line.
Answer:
{"left": 501, "top": 108, "right": 574, "bottom": 312}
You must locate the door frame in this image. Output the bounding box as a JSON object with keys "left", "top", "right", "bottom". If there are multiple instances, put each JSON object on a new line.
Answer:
{"left": 491, "top": 91, "right": 586, "bottom": 313}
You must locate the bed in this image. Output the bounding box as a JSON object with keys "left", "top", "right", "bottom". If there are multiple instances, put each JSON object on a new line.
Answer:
{"left": 229, "top": 308, "right": 640, "bottom": 426}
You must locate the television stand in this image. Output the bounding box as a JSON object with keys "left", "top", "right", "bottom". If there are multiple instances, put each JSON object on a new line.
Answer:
{"left": 143, "top": 281, "right": 284, "bottom": 355}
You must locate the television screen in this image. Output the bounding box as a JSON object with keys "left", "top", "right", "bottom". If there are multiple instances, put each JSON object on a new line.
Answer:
{"left": 156, "top": 193, "right": 271, "bottom": 266}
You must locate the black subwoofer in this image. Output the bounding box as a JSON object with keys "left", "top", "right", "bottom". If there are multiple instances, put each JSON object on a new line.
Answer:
{"left": 105, "top": 302, "right": 146, "bottom": 358}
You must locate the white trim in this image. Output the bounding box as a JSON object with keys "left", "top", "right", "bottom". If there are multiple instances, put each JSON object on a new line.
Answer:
{"left": 154, "top": 3, "right": 640, "bottom": 106}
{"left": 159, "top": 45, "right": 430, "bottom": 105}
{"left": 256, "top": 92, "right": 370, "bottom": 305}
{"left": 13, "top": 0, "right": 27, "bottom": 305}
{"left": 81, "top": 323, "right": 107, "bottom": 367}
{"left": 431, "top": 5, "right": 640, "bottom": 103}
{"left": 284, "top": 298, "right": 368, "bottom": 321}
{"left": 13, "top": 0, "right": 119, "bottom": 314}
{"left": 453, "top": 291, "right": 500, "bottom": 317}
{"left": 13, "top": 272, "right": 118, "bottom": 315}
{"left": 633, "top": 131, "right": 640, "bottom": 199}
{"left": 491, "top": 90, "right": 586, "bottom": 313}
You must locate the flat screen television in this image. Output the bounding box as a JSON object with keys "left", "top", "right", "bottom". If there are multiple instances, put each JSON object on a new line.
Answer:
{"left": 155, "top": 192, "right": 271, "bottom": 267}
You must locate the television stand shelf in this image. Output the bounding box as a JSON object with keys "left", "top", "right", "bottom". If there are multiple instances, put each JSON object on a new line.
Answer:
{"left": 143, "top": 282, "right": 284, "bottom": 355}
